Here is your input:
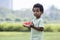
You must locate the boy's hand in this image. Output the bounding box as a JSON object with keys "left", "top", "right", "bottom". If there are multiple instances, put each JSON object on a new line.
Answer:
{"left": 23, "top": 24, "right": 30, "bottom": 28}
{"left": 23, "top": 22, "right": 32, "bottom": 28}
{"left": 30, "top": 23, "right": 34, "bottom": 28}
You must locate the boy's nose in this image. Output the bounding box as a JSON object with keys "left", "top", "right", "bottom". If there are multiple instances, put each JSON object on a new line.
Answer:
{"left": 34, "top": 12, "right": 37, "bottom": 14}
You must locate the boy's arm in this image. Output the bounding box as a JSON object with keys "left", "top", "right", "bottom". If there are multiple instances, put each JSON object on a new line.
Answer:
{"left": 31, "top": 19, "right": 44, "bottom": 31}
{"left": 23, "top": 24, "right": 31, "bottom": 28}
{"left": 30, "top": 24, "right": 44, "bottom": 31}
{"left": 23, "top": 24, "right": 31, "bottom": 30}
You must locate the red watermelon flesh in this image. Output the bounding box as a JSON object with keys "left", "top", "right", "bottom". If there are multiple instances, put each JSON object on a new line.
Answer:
{"left": 23, "top": 22, "right": 32, "bottom": 26}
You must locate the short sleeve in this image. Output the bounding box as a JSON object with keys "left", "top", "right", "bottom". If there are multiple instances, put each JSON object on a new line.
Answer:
{"left": 38, "top": 19, "right": 44, "bottom": 27}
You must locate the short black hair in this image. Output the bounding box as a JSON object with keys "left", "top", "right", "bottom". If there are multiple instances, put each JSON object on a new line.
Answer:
{"left": 32, "top": 3, "right": 44, "bottom": 13}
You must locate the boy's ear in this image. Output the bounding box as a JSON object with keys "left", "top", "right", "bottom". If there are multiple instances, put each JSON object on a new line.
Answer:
{"left": 40, "top": 10, "right": 43, "bottom": 14}
{"left": 40, "top": 12, "right": 43, "bottom": 14}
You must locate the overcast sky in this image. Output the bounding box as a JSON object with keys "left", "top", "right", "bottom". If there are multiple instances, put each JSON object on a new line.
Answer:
{"left": 0, "top": 0, "right": 12, "bottom": 9}
{"left": 13, "top": 0, "right": 60, "bottom": 10}
{"left": 0, "top": 0, "right": 60, "bottom": 10}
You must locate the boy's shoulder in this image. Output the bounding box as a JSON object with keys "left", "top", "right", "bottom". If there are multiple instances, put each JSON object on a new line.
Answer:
{"left": 39, "top": 18, "right": 43, "bottom": 21}
{"left": 32, "top": 17, "right": 43, "bottom": 22}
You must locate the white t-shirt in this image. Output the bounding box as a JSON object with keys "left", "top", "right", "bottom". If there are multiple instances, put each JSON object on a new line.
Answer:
{"left": 31, "top": 17, "right": 44, "bottom": 40}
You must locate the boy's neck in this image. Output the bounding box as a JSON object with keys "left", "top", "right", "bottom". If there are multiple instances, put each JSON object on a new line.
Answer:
{"left": 36, "top": 16, "right": 41, "bottom": 19}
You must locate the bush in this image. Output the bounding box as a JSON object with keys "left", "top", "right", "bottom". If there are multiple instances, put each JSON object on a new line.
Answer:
{"left": 44, "top": 24, "right": 60, "bottom": 32}
{"left": 44, "top": 24, "right": 53, "bottom": 32}
{"left": 0, "top": 22, "right": 29, "bottom": 32}
{"left": 0, "top": 22, "right": 60, "bottom": 32}
{"left": 0, "top": 24, "right": 4, "bottom": 31}
{"left": 56, "top": 27, "right": 60, "bottom": 32}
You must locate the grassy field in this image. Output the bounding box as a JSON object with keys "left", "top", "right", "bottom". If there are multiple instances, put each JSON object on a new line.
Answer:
{"left": 0, "top": 32, "right": 60, "bottom": 40}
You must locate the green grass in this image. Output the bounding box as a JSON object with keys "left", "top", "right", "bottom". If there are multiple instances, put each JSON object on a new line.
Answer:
{"left": 0, "top": 32, "right": 60, "bottom": 40}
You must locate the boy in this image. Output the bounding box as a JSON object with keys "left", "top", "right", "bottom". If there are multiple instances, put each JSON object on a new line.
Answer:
{"left": 24, "top": 3, "right": 44, "bottom": 40}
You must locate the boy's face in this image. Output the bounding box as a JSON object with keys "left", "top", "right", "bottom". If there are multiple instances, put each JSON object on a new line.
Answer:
{"left": 33, "top": 7, "right": 42, "bottom": 18}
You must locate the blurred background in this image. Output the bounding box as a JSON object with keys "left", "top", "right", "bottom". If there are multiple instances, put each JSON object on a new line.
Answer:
{"left": 0, "top": 0, "right": 60, "bottom": 40}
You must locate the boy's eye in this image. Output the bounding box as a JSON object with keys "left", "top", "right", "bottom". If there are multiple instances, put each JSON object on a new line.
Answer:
{"left": 33, "top": 10, "right": 35, "bottom": 12}
{"left": 33, "top": 10, "right": 40, "bottom": 12}
{"left": 33, "top": 8, "right": 40, "bottom": 12}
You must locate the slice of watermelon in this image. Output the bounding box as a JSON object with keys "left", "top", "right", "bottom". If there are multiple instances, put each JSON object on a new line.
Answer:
{"left": 23, "top": 22, "right": 32, "bottom": 26}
